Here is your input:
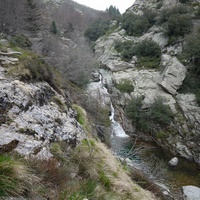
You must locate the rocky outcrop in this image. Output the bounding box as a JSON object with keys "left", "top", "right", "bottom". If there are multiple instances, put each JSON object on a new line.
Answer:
{"left": 159, "top": 55, "right": 187, "bottom": 95}
{"left": 182, "top": 186, "right": 200, "bottom": 200}
{"left": 93, "top": 0, "right": 200, "bottom": 164}
{"left": 0, "top": 64, "right": 85, "bottom": 159}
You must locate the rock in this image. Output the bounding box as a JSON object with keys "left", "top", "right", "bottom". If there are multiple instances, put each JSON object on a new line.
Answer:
{"left": 159, "top": 55, "right": 187, "bottom": 95}
{"left": 182, "top": 186, "right": 200, "bottom": 200}
{"left": 168, "top": 157, "right": 179, "bottom": 167}
{"left": 176, "top": 94, "right": 200, "bottom": 138}
{"left": 86, "top": 81, "right": 110, "bottom": 106}
{"left": 0, "top": 139, "right": 19, "bottom": 154}
{"left": 0, "top": 72, "right": 86, "bottom": 159}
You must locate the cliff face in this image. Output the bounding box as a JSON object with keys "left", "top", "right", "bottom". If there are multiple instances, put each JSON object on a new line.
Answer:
{"left": 0, "top": 41, "right": 85, "bottom": 159}
{"left": 92, "top": 0, "right": 200, "bottom": 163}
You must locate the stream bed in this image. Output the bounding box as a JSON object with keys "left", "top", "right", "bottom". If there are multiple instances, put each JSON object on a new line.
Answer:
{"left": 110, "top": 134, "right": 200, "bottom": 200}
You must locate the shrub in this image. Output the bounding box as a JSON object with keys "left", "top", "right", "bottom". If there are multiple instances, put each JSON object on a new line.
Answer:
{"left": 133, "top": 39, "right": 161, "bottom": 58}
{"left": 116, "top": 79, "right": 134, "bottom": 93}
{"left": 50, "top": 20, "right": 58, "bottom": 34}
{"left": 183, "top": 33, "right": 200, "bottom": 73}
{"left": 158, "top": 4, "right": 191, "bottom": 25}
{"left": 164, "top": 13, "right": 192, "bottom": 37}
{"left": 84, "top": 19, "right": 110, "bottom": 41}
{"left": 143, "top": 8, "right": 157, "bottom": 26}
{"left": 8, "top": 54, "right": 60, "bottom": 91}
{"left": 10, "top": 34, "right": 32, "bottom": 48}
{"left": 121, "top": 13, "right": 150, "bottom": 36}
{"left": 126, "top": 97, "right": 174, "bottom": 136}
{"left": 179, "top": 32, "right": 200, "bottom": 99}
{"left": 115, "top": 39, "right": 161, "bottom": 68}
{"left": 115, "top": 40, "right": 135, "bottom": 61}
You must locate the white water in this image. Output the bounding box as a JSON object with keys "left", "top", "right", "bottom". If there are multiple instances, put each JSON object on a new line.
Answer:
{"left": 109, "top": 103, "right": 129, "bottom": 138}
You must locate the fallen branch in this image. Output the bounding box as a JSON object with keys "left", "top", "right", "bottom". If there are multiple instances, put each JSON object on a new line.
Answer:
{"left": 0, "top": 51, "right": 22, "bottom": 56}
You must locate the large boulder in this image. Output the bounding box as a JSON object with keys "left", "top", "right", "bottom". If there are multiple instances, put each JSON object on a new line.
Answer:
{"left": 182, "top": 186, "right": 200, "bottom": 200}
{"left": 159, "top": 55, "right": 187, "bottom": 95}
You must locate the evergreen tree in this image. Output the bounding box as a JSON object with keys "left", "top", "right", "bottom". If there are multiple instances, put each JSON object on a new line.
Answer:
{"left": 50, "top": 20, "right": 58, "bottom": 34}
{"left": 106, "top": 5, "right": 121, "bottom": 19}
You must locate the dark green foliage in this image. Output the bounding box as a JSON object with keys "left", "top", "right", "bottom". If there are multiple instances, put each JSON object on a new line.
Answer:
{"left": 84, "top": 19, "right": 110, "bottom": 41}
{"left": 126, "top": 97, "right": 174, "bottom": 135}
{"left": 106, "top": 5, "right": 121, "bottom": 19}
{"left": 196, "top": 91, "right": 200, "bottom": 106}
{"left": 121, "top": 13, "right": 150, "bottom": 36}
{"left": 179, "top": 0, "right": 190, "bottom": 3}
{"left": 158, "top": 4, "right": 193, "bottom": 39}
{"left": 10, "top": 34, "right": 32, "bottom": 48}
{"left": 20, "top": 56, "right": 59, "bottom": 91}
{"left": 183, "top": 33, "right": 200, "bottom": 73}
{"left": 164, "top": 14, "right": 192, "bottom": 37}
{"left": 143, "top": 8, "right": 157, "bottom": 26}
{"left": 179, "top": 33, "right": 200, "bottom": 105}
{"left": 137, "top": 57, "right": 161, "bottom": 69}
{"left": 158, "top": 4, "right": 191, "bottom": 25}
{"left": 50, "top": 20, "right": 58, "bottom": 34}
{"left": 115, "top": 40, "right": 135, "bottom": 61}
{"left": 195, "top": 5, "right": 200, "bottom": 18}
{"left": 116, "top": 79, "right": 134, "bottom": 93}
{"left": 133, "top": 39, "right": 161, "bottom": 58}
{"left": 115, "top": 39, "right": 161, "bottom": 68}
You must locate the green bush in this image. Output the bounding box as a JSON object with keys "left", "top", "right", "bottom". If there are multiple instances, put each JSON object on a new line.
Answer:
{"left": 10, "top": 34, "right": 32, "bottom": 48}
{"left": 164, "top": 13, "right": 192, "bottom": 37}
{"left": 84, "top": 19, "right": 110, "bottom": 41}
{"left": 158, "top": 4, "right": 191, "bottom": 24}
{"left": 133, "top": 39, "right": 161, "bottom": 58}
{"left": 126, "top": 97, "right": 174, "bottom": 135}
{"left": 115, "top": 40, "right": 135, "bottom": 61}
{"left": 116, "top": 79, "right": 134, "bottom": 93}
{"left": 8, "top": 54, "right": 60, "bottom": 91}
{"left": 143, "top": 8, "right": 157, "bottom": 26}
{"left": 114, "top": 39, "right": 161, "bottom": 68}
{"left": 179, "top": 32, "right": 200, "bottom": 100}
{"left": 183, "top": 33, "right": 200, "bottom": 73}
{"left": 121, "top": 13, "right": 150, "bottom": 36}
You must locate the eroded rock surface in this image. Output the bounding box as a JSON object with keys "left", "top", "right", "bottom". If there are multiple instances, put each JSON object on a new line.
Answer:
{"left": 0, "top": 65, "right": 85, "bottom": 159}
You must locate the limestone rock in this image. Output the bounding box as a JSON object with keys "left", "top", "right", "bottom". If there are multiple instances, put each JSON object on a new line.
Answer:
{"left": 176, "top": 94, "right": 200, "bottom": 137}
{"left": 159, "top": 55, "right": 187, "bottom": 95}
{"left": 182, "top": 186, "right": 200, "bottom": 200}
{"left": 0, "top": 67, "right": 86, "bottom": 159}
{"left": 168, "top": 157, "right": 178, "bottom": 167}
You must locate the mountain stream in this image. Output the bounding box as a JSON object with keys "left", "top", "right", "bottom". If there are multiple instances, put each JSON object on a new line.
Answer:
{"left": 89, "top": 71, "right": 200, "bottom": 200}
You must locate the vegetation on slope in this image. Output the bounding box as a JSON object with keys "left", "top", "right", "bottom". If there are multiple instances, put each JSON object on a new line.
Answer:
{"left": 126, "top": 97, "right": 174, "bottom": 138}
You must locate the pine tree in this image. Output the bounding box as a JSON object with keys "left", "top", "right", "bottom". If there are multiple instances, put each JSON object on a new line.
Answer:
{"left": 50, "top": 21, "right": 58, "bottom": 34}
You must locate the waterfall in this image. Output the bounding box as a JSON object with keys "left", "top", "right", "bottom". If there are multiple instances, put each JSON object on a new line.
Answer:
{"left": 109, "top": 103, "right": 129, "bottom": 138}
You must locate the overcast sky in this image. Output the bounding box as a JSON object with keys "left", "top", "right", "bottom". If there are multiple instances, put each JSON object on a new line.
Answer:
{"left": 74, "top": 0, "right": 135, "bottom": 13}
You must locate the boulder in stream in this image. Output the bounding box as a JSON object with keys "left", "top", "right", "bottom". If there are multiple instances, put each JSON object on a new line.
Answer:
{"left": 182, "top": 186, "right": 200, "bottom": 200}
{"left": 168, "top": 157, "right": 179, "bottom": 167}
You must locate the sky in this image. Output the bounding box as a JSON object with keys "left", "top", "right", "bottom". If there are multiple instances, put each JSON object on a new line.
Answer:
{"left": 74, "top": 0, "right": 135, "bottom": 14}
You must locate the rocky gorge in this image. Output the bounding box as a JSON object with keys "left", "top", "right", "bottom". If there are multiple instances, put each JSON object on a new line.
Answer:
{"left": 89, "top": 0, "right": 200, "bottom": 165}
{"left": 1, "top": 0, "right": 200, "bottom": 199}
